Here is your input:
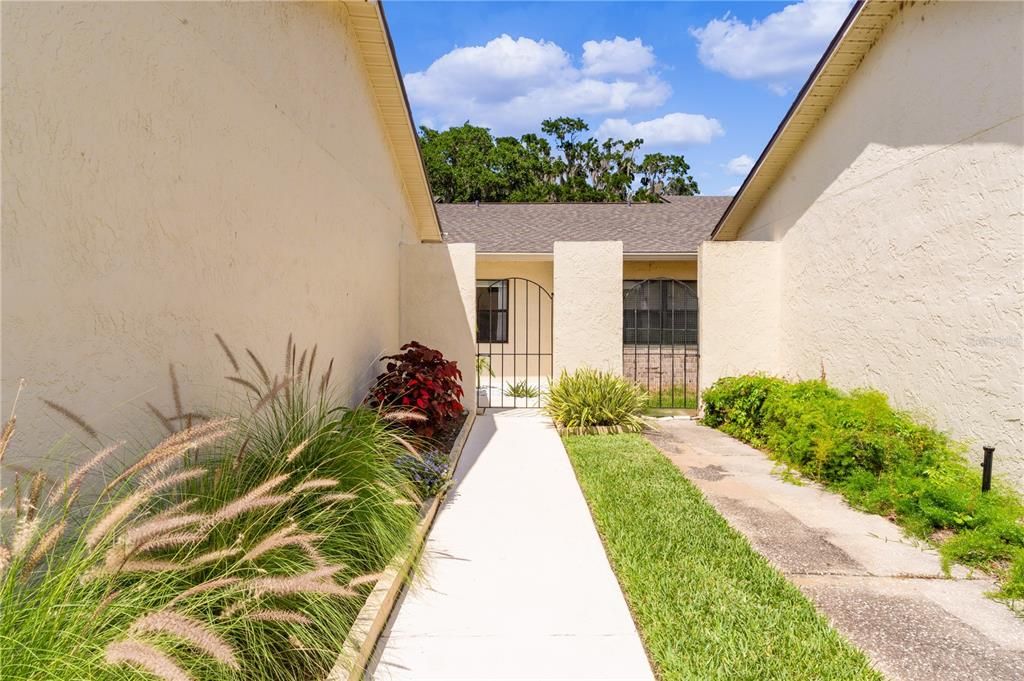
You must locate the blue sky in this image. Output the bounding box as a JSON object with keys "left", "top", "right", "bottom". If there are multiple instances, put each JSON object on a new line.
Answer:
{"left": 384, "top": 0, "right": 853, "bottom": 196}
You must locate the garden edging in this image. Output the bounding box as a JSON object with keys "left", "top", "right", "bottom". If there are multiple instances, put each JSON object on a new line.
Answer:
{"left": 326, "top": 410, "right": 476, "bottom": 681}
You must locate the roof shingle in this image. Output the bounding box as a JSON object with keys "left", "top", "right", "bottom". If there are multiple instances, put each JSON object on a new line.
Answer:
{"left": 437, "top": 196, "right": 731, "bottom": 254}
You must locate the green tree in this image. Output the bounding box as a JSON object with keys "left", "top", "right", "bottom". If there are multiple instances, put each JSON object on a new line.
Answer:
{"left": 418, "top": 123, "right": 500, "bottom": 202}
{"left": 417, "top": 117, "right": 701, "bottom": 203}
{"left": 492, "top": 134, "right": 554, "bottom": 201}
{"left": 635, "top": 152, "right": 699, "bottom": 200}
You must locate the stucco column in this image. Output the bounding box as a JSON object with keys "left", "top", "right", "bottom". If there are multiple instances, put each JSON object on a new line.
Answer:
{"left": 697, "top": 241, "right": 781, "bottom": 396}
{"left": 400, "top": 242, "right": 477, "bottom": 410}
{"left": 553, "top": 241, "right": 623, "bottom": 376}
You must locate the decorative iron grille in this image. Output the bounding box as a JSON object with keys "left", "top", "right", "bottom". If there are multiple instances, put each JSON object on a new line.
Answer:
{"left": 476, "top": 277, "right": 553, "bottom": 409}
{"left": 623, "top": 279, "right": 699, "bottom": 410}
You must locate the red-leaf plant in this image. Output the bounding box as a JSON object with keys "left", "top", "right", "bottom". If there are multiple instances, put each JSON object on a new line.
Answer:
{"left": 368, "top": 341, "right": 464, "bottom": 437}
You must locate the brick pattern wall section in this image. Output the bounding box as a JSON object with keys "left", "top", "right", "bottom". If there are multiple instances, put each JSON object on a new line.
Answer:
{"left": 622, "top": 346, "right": 699, "bottom": 392}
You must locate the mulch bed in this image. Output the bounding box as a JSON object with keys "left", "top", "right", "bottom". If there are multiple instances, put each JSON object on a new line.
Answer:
{"left": 427, "top": 410, "right": 468, "bottom": 458}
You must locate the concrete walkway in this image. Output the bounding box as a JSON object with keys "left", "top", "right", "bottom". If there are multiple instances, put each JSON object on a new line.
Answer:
{"left": 369, "top": 410, "right": 654, "bottom": 681}
{"left": 647, "top": 420, "right": 1024, "bottom": 681}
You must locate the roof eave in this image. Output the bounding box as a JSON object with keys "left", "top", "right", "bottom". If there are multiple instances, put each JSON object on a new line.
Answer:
{"left": 711, "top": 0, "right": 901, "bottom": 241}
{"left": 344, "top": 1, "right": 442, "bottom": 242}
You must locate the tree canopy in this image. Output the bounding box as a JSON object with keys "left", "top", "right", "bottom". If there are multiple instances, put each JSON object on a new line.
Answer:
{"left": 418, "top": 117, "right": 699, "bottom": 203}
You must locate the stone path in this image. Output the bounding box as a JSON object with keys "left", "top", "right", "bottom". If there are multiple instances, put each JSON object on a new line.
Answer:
{"left": 369, "top": 410, "right": 654, "bottom": 681}
{"left": 647, "top": 419, "right": 1024, "bottom": 681}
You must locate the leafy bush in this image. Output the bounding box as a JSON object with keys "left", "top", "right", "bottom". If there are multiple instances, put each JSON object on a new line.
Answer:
{"left": 545, "top": 369, "right": 647, "bottom": 434}
{"left": 368, "top": 341, "right": 464, "bottom": 437}
{"left": 701, "top": 375, "right": 787, "bottom": 445}
{"left": 504, "top": 380, "right": 540, "bottom": 399}
{"left": 1, "top": 339, "right": 420, "bottom": 681}
{"left": 701, "top": 375, "right": 1024, "bottom": 598}
{"left": 395, "top": 448, "right": 450, "bottom": 499}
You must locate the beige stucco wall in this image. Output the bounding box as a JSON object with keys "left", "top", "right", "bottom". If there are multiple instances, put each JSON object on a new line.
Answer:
{"left": 400, "top": 243, "right": 477, "bottom": 410}
{"left": 623, "top": 259, "right": 697, "bottom": 281}
{"left": 698, "top": 242, "right": 781, "bottom": 396}
{"left": 1, "top": 2, "right": 446, "bottom": 469}
{"left": 729, "top": 1, "right": 1024, "bottom": 486}
{"left": 553, "top": 242, "right": 623, "bottom": 376}
{"left": 476, "top": 259, "right": 555, "bottom": 292}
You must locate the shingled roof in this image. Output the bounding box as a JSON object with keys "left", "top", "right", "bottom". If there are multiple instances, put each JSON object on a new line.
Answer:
{"left": 437, "top": 196, "right": 732, "bottom": 255}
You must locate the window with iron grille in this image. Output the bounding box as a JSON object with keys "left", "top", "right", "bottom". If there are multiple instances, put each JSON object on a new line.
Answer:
{"left": 623, "top": 279, "right": 698, "bottom": 345}
{"left": 476, "top": 280, "right": 509, "bottom": 343}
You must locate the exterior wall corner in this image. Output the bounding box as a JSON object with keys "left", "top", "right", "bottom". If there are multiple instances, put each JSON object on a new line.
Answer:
{"left": 697, "top": 241, "right": 782, "bottom": 398}
{"left": 400, "top": 242, "right": 478, "bottom": 410}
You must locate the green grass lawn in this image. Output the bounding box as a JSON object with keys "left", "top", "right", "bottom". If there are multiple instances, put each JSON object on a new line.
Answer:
{"left": 564, "top": 433, "right": 881, "bottom": 681}
{"left": 644, "top": 387, "right": 697, "bottom": 410}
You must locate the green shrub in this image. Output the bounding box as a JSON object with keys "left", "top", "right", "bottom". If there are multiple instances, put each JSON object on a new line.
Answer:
{"left": 701, "top": 375, "right": 786, "bottom": 445}
{"left": 545, "top": 369, "right": 647, "bottom": 434}
{"left": 701, "top": 374, "right": 1024, "bottom": 593}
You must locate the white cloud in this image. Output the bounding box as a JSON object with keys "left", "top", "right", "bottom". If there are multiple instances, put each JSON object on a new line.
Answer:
{"left": 725, "top": 154, "right": 755, "bottom": 175}
{"left": 405, "top": 34, "right": 671, "bottom": 133}
{"left": 582, "top": 37, "right": 655, "bottom": 76}
{"left": 725, "top": 184, "right": 742, "bottom": 195}
{"left": 405, "top": 35, "right": 573, "bottom": 108}
{"left": 691, "top": 0, "right": 852, "bottom": 92}
{"left": 597, "top": 113, "right": 724, "bottom": 147}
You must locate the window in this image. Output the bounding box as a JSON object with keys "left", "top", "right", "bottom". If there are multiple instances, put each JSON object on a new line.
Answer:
{"left": 476, "top": 280, "right": 509, "bottom": 343}
{"left": 623, "top": 280, "right": 697, "bottom": 345}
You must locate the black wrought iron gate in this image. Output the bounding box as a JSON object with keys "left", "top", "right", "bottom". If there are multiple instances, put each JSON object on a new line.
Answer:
{"left": 476, "top": 277, "right": 553, "bottom": 408}
{"left": 623, "top": 278, "right": 699, "bottom": 410}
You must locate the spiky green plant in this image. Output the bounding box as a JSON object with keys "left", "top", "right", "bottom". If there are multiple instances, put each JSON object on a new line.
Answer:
{"left": 0, "top": 337, "right": 420, "bottom": 681}
{"left": 503, "top": 380, "right": 540, "bottom": 399}
{"left": 544, "top": 369, "right": 647, "bottom": 434}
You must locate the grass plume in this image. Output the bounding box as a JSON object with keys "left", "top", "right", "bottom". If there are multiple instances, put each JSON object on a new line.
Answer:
{"left": 215, "top": 333, "right": 240, "bottom": 374}
{"left": 130, "top": 611, "right": 239, "bottom": 670}
{"left": 146, "top": 402, "right": 175, "bottom": 434}
{"left": 245, "top": 349, "right": 270, "bottom": 387}
{"left": 245, "top": 609, "right": 312, "bottom": 625}
{"left": 41, "top": 399, "right": 100, "bottom": 441}
{"left": 3, "top": 338, "right": 423, "bottom": 681}
{"left": 105, "top": 640, "right": 191, "bottom": 681}
{"left": 47, "top": 441, "right": 124, "bottom": 507}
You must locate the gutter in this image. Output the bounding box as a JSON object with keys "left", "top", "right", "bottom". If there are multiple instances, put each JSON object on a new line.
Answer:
{"left": 709, "top": 0, "right": 866, "bottom": 241}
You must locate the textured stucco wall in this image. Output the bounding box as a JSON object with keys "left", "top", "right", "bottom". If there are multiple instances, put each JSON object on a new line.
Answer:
{"left": 476, "top": 259, "right": 554, "bottom": 292}
{"left": 622, "top": 260, "right": 697, "bottom": 281}
{"left": 732, "top": 1, "right": 1024, "bottom": 487}
{"left": 400, "top": 243, "right": 477, "bottom": 410}
{"left": 698, "top": 242, "right": 781, "bottom": 396}
{"left": 553, "top": 242, "right": 623, "bottom": 375}
{"left": 1, "top": 2, "right": 432, "bottom": 469}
